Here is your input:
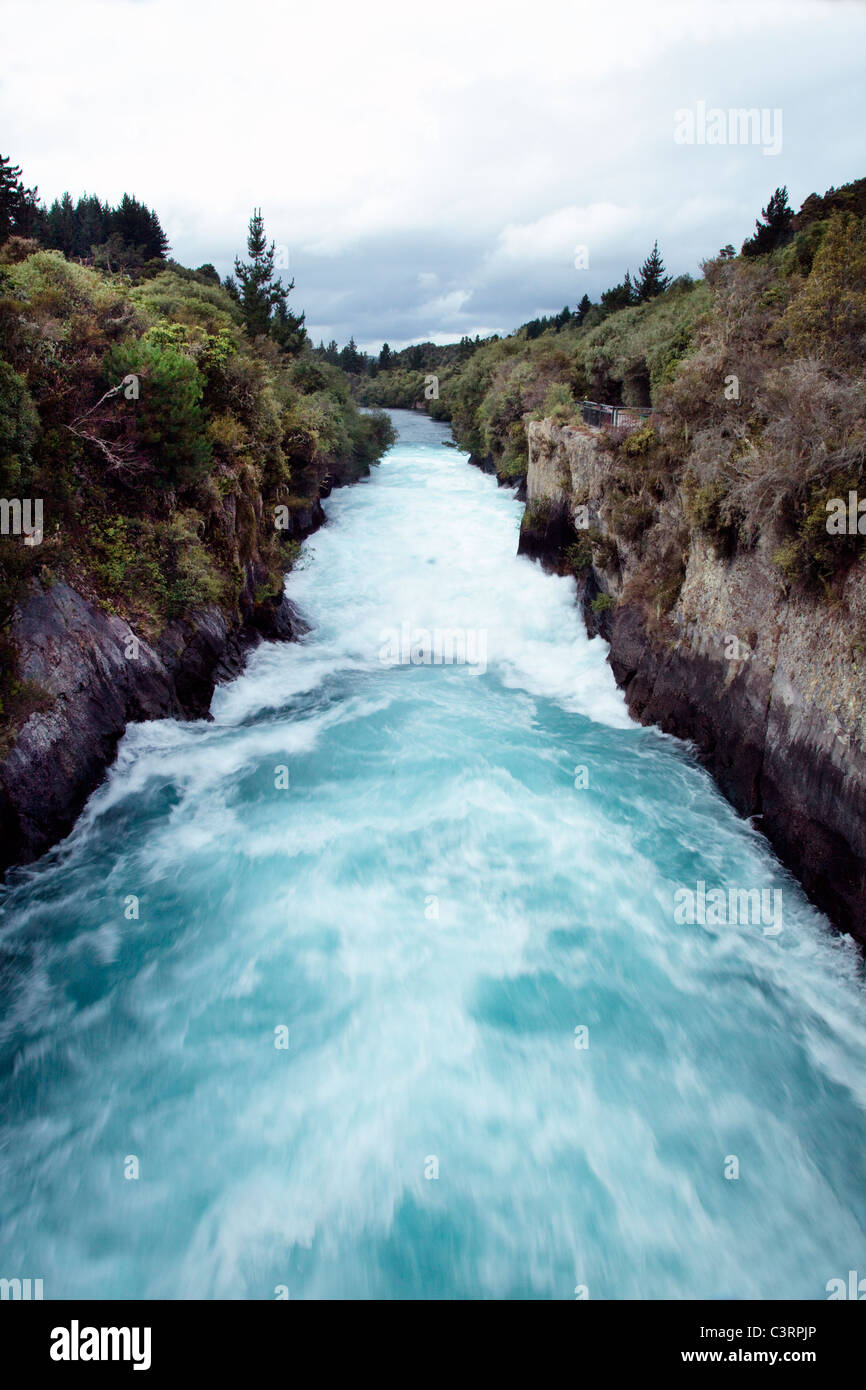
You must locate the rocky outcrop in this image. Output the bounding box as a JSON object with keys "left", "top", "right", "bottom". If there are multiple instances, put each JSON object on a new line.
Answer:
{"left": 466, "top": 452, "right": 527, "bottom": 500}
{"left": 0, "top": 577, "right": 308, "bottom": 877}
{"left": 467, "top": 452, "right": 496, "bottom": 476}
{"left": 525, "top": 417, "right": 866, "bottom": 946}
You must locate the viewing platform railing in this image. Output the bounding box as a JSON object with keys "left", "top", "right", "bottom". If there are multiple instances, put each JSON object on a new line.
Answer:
{"left": 578, "top": 401, "right": 653, "bottom": 429}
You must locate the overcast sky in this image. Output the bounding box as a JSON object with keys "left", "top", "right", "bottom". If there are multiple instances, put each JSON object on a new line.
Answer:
{"left": 2, "top": 0, "right": 864, "bottom": 351}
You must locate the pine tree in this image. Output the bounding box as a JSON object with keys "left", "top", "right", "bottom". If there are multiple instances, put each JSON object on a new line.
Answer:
{"left": 379, "top": 342, "right": 393, "bottom": 370}
{"left": 634, "top": 242, "right": 671, "bottom": 301}
{"left": 575, "top": 293, "right": 592, "bottom": 325}
{"left": 146, "top": 205, "right": 170, "bottom": 260}
{"left": 234, "top": 208, "right": 282, "bottom": 337}
{"left": 742, "top": 187, "right": 794, "bottom": 257}
{"left": 270, "top": 298, "right": 307, "bottom": 355}
{"left": 234, "top": 208, "right": 300, "bottom": 343}
{"left": 45, "top": 191, "right": 77, "bottom": 255}
{"left": 111, "top": 194, "right": 169, "bottom": 261}
{"left": 340, "top": 336, "right": 362, "bottom": 373}
{"left": 601, "top": 279, "right": 635, "bottom": 314}
{"left": 0, "top": 154, "right": 40, "bottom": 241}
{"left": 75, "top": 195, "right": 111, "bottom": 259}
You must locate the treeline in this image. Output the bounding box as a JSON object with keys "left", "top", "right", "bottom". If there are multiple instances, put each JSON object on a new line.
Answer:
{"left": 42, "top": 192, "right": 169, "bottom": 267}
{"left": 512, "top": 181, "right": 864, "bottom": 342}
{"left": 343, "top": 182, "right": 866, "bottom": 407}
{"left": 379, "top": 175, "right": 866, "bottom": 612}
{"left": 312, "top": 334, "right": 483, "bottom": 378}
{"left": 323, "top": 238, "right": 679, "bottom": 388}
{"left": 1, "top": 155, "right": 309, "bottom": 355}
{"left": 1, "top": 156, "right": 170, "bottom": 270}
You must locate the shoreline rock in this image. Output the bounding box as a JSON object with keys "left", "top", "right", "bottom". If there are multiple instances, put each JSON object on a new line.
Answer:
{"left": 0, "top": 528, "right": 319, "bottom": 882}
{"left": 524, "top": 417, "right": 866, "bottom": 947}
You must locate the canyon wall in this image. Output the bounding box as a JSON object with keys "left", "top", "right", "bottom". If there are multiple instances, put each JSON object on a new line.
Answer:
{"left": 0, "top": 509, "right": 319, "bottom": 879}
{"left": 522, "top": 418, "right": 866, "bottom": 946}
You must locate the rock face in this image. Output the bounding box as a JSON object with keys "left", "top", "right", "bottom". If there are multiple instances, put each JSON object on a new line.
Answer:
{"left": 0, "top": 573, "right": 310, "bottom": 880}
{"left": 525, "top": 418, "right": 866, "bottom": 946}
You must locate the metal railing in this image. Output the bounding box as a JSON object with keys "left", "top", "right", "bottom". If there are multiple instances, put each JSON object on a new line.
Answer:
{"left": 578, "top": 401, "right": 653, "bottom": 430}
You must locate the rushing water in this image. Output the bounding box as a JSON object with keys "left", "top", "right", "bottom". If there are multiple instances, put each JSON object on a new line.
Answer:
{"left": 0, "top": 409, "right": 864, "bottom": 1301}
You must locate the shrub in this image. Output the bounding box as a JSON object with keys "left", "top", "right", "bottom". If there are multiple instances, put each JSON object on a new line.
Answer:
{"left": 565, "top": 535, "right": 594, "bottom": 573}
{"left": 621, "top": 423, "right": 656, "bottom": 456}
{"left": 134, "top": 269, "right": 241, "bottom": 335}
{"left": 542, "top": 382, "right": 578, "bottom": 423}
{"left": 591, "top": 593, "right": 615, "bottom": 613}
{"left": 104, "top": 338, "right": 212, "bottom": 489}
{"left": 608, "top": 491, "right": 654, "bottom": 543}
{"left": 0, "top": 359, "right": 38, "bottom": 490}
{"left": 524, "top": 499, "right": 552, "bottom": 529}
{"left": 159, "top": 512, "right": 225, "bottom": 615}
{"left": 782, "top": 214, "right": 866, "bottom": 369}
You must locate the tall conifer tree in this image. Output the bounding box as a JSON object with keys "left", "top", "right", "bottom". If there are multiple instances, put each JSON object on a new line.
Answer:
{"left": 235, "top": 209, "right": 291, "bottom": 339}
{"left": 635, "top": 242, "right": 671, "bottom": 301}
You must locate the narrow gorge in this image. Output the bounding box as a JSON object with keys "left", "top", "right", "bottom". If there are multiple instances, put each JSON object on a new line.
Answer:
{"left": 2, "top": 410, "right": 864, "bottom": 1301}
{"left": 1, "top": 133, "right": 864, "bottom": 1312}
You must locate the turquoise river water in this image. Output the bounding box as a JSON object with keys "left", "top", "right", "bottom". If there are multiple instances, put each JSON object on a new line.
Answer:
{"left": 0, "top": 409, "right": 864, "bottom": 1299}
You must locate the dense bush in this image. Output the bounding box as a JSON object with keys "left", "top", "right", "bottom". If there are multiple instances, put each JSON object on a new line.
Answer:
{"left": 782, "top": 214, "right": 866, "bottom": 369}
{"left": 0, "top": 242, "right": 394, "bottom": 741}
{"left": 103, "top": 338, "right": 213, "bottom": 489}
{"left": 368, "top": 177, "right": 866, "bottom": 613}
{"left": 0, "top": 359, "right": 38, "bottom": 490}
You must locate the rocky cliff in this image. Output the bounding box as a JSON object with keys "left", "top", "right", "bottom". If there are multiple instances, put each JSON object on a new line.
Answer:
{"left": 521, "top": 417, "right": 866, "bottom": 946}
{"left": 0, "top": 519, "right": 317, "bottom": 880}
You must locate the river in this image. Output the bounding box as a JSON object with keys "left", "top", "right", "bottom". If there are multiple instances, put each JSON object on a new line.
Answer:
{"left": 0, "top": 409, "right": 864, "bottom": 1299}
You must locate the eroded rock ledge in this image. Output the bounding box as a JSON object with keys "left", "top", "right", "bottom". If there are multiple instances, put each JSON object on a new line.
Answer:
{"left": 522, "top": 417, "right": 866, "bottom": 946}
{"left": 0, "top": 539, "right": 316, "bottom": 880}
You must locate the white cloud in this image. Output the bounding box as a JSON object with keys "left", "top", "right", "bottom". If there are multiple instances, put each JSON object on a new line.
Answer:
{"left": 418, "top": 289, "right": 471, "bottom": 319}
{"left": 1, "top": 0, "right": 863, "bottom": 346}
{"left": 489, "top": 204, "right": 641, "bottom": 268}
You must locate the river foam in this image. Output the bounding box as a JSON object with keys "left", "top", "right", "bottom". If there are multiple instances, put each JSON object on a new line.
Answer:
{"left": 0, "top": 409, "right": 864, "bottom": 1299}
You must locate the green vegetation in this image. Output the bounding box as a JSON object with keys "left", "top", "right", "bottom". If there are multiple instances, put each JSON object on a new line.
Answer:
{"left": 1, "top": 151, "right": 171, "bottom": 272}
{"left": 357, "top": 176, "right": 866, "bottom": 611}
{"left": 741, "top": 186, "right": 794, "bottom": 258}
{"left": 351, "top": 242, "right": 705, "bottom": 484}
{"left": 229, "top": 209, "right": 306, "bottom": 350}
{"left": 0, "top": 158, "right": 395, "bottom": 743}
{"left": 590, "top": 593, "right": 616, "bottom": 614}
{"left": 4, "top": 159, "right": 862, "bottom": 745}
